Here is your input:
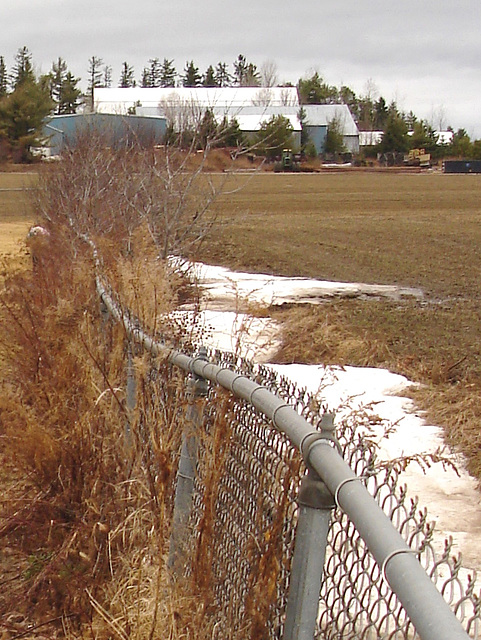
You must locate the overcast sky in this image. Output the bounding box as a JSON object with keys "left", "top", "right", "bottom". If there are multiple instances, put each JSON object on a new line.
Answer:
{"left": 1, "top": 0, "right": 480, "bottom": 136}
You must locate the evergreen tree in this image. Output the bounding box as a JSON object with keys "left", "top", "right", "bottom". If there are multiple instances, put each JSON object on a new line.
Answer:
{"left": 87, "top": 56, "right": 103, "bottom": 109}
{"left": 410, "top": 120, "right": 438, "bottom": 154}
{"left": 374, "top": 97, "right": 388, "bottom": 130}
{"left": 233, "top": 54, "right": 260, "bottom": 87}
{"left": 219, "top": 117, "right": 244, "bottom": 147}
{"left": 0, "top": 56, "right": 8, "bottom": 98}
{"left": 102, "top": 65, "right": 112, "bottom": 88}
{"left": 254, "top": 115, "right": 294, "bottom": 158}
{"left": 339, "top": 85, "right": 359, "bottom": 120}
{"left": 215, "top": 62, "right": 231, "bottom": 87}
{"left": 233, "top": 54, "right": 248, "bottom": 85}
{"left": 203, "top": 65, "right": 217, "bottom": 87}
{"left": 160, "top": 58, "right": 176, "bottom": 87}
{"left": 11, "top": 46, "right": 35, "bottom": 89}
{"left": 379, "top": 112, "right": 409, "bottom": 153}
{"left": 49, "top": 57, "right": 67, "bottom": 111}
{"left": 182, "top": 60, "right": 201, "bottom": 87}
{"left": 297, "top": 72, "right": 338, "bottom": 104}
{"left": 450, "top": 128, "right": 472, "bottom": 157}
{"left": 324, "top": 116, "right": 346, "bottom": 154}
{"left": 0, "top": 79, "right": 54, "bottom": 161}
{"left": 149, "top": 58, "right": 162, "bottom": 87}
{"left": 119, "top": 62, "right": 136, "bottom": 88}
{"left": 405, "top": 110, "right": 417, "bottom": 130}
{"left": 141, "top": 66, "right": 151, "bottom": 88}
{"left": 58, "top": 72, "right": 81, "bottom": 114}
{"left": 198, "top": 108, "right": 218, "bottom": 148}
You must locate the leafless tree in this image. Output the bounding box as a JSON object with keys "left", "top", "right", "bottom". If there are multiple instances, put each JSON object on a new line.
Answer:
{"left": 34, "top": 120, "right": 252, "bottom": 263}
{"left": 260, "top": 59, "right": 279, "bottom": 88}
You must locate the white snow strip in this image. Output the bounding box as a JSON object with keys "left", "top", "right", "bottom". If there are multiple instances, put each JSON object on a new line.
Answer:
{"left": 184, "top": 261, "right": 481, "bottom": 576}
{"left": 186, "top": 261, "right": 424, "bottom": 307}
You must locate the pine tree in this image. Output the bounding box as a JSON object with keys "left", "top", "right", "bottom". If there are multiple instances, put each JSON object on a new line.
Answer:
{"left": 119, "top": 62, "right": 136, "bottom": 88}
{"left": 219, "top": 117, "right": 244, "bottom": 147}
{"left": 233, "top": 54, "right": 248, "bottom": 86}
{"left": 141, "top": 66, "right": 151, "bottom": 88}
{"left": 58, "top": 72, "right": 81, "bottom": 114}
{"left": 87, "top": 56, "right": 103, "bottom": 109}
{"left": 379, "top": 112, "right": 409, "bottom": 153}
{"left": 11, "top": 46, "right": 35, "bottom": 89}
{"left": 215, "top": 62, "right": 231, "bottom": 87}
{"left": 160, "top": 58, "right": 176, "bottom": 87}
{"left": 49, "top": 57, "right": 67, "bottom": 111}
{"left": 0, "top": 56, "right": 7, "bottom": 98}
{"left": 102, "top": 65, "right": 112, "bottom": 88}
{"left": 254, "top": 115, "right": 293, "bottom": 158}
{"left": 149, "top": 58, "right": 162, "bottom": 88}
{"left": 233, "top": 55, "right": 259, "bottom": 87}
{"left": 198, "top": 108, "right": 218, "bottom": 148}
{"left": 203, "top": 65, "right": 217, "bottom": 87}
{"left": 182, "top": 60, "right": 201, "bottom": 87}
{"left": 0, "top": 79, "right": 54, "bottom": 161}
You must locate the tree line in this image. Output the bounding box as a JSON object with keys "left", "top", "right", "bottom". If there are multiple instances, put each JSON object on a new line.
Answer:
{"left": 1, "top": 46, "right": 480, "bottom": 162}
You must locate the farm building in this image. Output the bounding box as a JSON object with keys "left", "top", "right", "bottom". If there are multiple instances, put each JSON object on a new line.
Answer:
{"left": 359, "top": 130, "right": 384, "bottom": 147}
{"left": 302, "top": 104, "right": 360, "bottom": 154}
{"left": 94, "top": 87, "right": 301, "bottom": 148}
{"left": 94, "top": 86, "right": 299, "bottom": 115}
{"left": 42, "top": 113, "right": 167, "bottom": 156}
{"left": 93, "top": 87, "right": 359, "bottom": 155}
{"left": 359, "top": 129, "right": 454, "bottom": 149}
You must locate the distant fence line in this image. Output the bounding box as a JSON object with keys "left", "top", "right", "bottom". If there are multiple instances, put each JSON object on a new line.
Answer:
{"left": 92, "top": 253, "right": 479, "bottom": 639}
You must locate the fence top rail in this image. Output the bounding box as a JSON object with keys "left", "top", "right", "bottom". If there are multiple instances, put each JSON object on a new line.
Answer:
{"left": 96, "top": 273, "right": 469, "bottom": 640}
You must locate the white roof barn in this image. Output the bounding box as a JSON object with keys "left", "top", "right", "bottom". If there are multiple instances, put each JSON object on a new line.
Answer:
{"left": 94, "top": 87, "right": 302, "bottom": 147}
{"left": 94, "top": 87, "right": 299, "bottom": 116}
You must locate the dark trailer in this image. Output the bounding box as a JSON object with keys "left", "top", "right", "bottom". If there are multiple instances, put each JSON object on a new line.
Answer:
{"left": 443, "top": 160, "right": 481, "bottom": 173}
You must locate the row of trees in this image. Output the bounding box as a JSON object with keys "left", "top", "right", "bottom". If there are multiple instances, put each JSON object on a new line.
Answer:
{"left": 1, "top": 46, "right": 481, "bottom": 162}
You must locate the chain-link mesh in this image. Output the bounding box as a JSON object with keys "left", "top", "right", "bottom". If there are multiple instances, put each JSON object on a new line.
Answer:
{"left": 137, "top": 341, "right": 480, "bottom": 639}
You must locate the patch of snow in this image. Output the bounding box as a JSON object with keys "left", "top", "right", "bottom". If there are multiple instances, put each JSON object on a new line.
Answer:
{"left": 176, "top": 308, "right": 280, "bottom": 362}
{"left": 186, "top": 261, "right": 424, "bottom": 307}
{"left": 186, "top": 261, "right": 481, "bottom": 576}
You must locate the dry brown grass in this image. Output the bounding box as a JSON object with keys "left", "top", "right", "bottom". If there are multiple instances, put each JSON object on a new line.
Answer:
{"left": 0, "top": 215, "right": 217, "bottom": 637}
{"left": 201, "top": 172, "right": 481, "bottom": 480}
{"left": 2, "top": 163, "right": 481, "bottom": 634}
{"left": 0, "top": 161, "right": 285, "bottom": 639}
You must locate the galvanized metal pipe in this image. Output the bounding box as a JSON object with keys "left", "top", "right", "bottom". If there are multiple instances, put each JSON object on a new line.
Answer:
{"left": 168, "top": 367, "right": 208, "bottom": 574}
{"left": 97, "top": 278, "right": 470, "bottom": 640}
{"left": 283, "top": 470, "right": 335, "bottom": 640}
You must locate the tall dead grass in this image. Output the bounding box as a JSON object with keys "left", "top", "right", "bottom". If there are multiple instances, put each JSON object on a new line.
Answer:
{"left": 0, "top": 138, "right": 285, "bottom": 639}
{"left": 0, "top": 140, "right": 210, "bottom": 636}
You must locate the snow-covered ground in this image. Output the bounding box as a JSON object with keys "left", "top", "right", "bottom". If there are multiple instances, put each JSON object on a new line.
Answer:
{"left": 184, "top": 262, "right": 481, "bottom": 575}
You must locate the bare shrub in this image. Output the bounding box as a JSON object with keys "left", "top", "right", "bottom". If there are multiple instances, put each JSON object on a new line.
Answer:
{"left": 34, "top": 126, "right": 247, "bottom": 264}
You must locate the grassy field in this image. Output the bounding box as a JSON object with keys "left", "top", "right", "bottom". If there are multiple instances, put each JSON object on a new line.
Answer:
{"left": 0, "top": 172, "right": 35, "bottom": 258}
{"left": 203, "top": 171, "right": 481, "bottom": 479}
{"left": 2, "top": 169, "right": 481, "bottom": 480}
{"left": 1, "top": 167, "right": 480, "bottom": 636}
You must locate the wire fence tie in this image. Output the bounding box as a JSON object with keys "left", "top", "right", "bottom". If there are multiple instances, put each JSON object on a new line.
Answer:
{"left": 333, "top": 476, "right": 369, "bottom": 508}
{"left": 381, "top": 548, "right": 422, "bottom": 583}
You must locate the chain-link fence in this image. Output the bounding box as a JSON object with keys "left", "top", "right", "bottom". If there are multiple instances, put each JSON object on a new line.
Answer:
{"left": 100, "top": 278, "right": 480, "bottom": 640}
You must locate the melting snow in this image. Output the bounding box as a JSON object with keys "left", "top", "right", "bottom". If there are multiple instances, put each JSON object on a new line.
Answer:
{"left": 183, "top": 262, "right": 481, "bottom": 575}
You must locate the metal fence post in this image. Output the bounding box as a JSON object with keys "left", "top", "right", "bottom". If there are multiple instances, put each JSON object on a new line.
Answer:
{"left": 283, "top": 415, "right": 337, "bottom": 640}
{"left": 168, "top": 346, "right": 209, "bottom": 575}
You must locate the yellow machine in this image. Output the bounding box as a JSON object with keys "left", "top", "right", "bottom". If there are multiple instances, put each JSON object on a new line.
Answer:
{"left": 404, "top": 148, "right": 431, "bottom": 168}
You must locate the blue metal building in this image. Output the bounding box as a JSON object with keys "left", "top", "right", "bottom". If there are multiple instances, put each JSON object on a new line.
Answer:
{"left": 43, "top": 113, "right": 167, "bottom": 156}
